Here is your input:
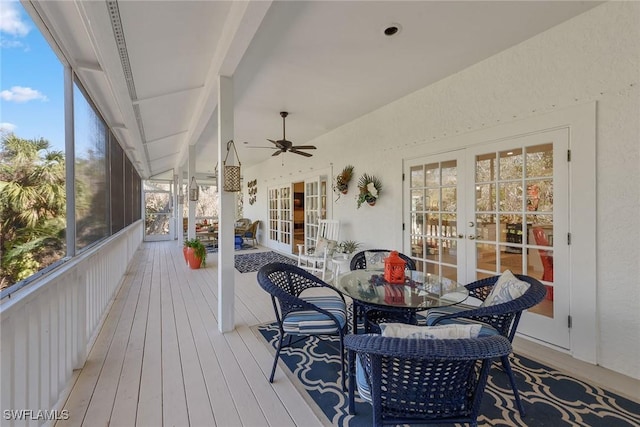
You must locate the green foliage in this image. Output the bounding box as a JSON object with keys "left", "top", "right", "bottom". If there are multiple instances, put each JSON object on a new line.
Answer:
{"left": 356, "top": 173, "right": 382, "bottom": 208}
{"left": 184, "top": 238, "right": 207, "bottom": 267}
{"left": 334, "top": 165, "right": 354, "bottom": 192}
{"left": 0, "top": 133, "right": 66, "bottom": 289}
{"left": 337, "top": 240, "right": 361, "bottom": 254}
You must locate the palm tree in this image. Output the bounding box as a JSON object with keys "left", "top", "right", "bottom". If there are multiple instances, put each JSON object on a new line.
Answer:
{"left": 0, "top": 133, "right": 66, "bottom": 289}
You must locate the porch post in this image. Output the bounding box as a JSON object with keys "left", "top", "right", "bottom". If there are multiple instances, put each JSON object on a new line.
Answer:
{"left": 187, "top": 146, "right": 196, "bottom": 240}
{"left": 176, "top": 166, "right": 184, "bottom": 246}
{"left": 64, "top": 65, "right": 76, "bottom": 256}
{"left": 217, "top": 75, "right": 235, "bottom": 332}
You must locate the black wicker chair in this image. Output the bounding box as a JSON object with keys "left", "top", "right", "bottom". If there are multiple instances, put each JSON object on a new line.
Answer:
{"left": 257, "top": 262, "right": 348, "bottom": 389}
{"left": 349, "top": 249, "right": 416, "bottom": 271}
{"left": 349, "top": 250, "right": 416, "bottom": 332}
{"left": 345, "top": 333, "right": 512, "bottom": 426}
{"left": 426, "top": 274, "right": 547, "bottom": 417}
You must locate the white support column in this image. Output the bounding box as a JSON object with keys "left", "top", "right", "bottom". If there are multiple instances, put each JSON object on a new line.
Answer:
{"left": 64, "top": 65, "right": 76, "bottom": 256}
{"left": 188, "top": 146, "right": 197, "bottom": 241}
{"left": 176, "top": 166, "right": 184, "bottom": 246}
{"left": 217, "top": 75, "right": 235, "bottom": 332}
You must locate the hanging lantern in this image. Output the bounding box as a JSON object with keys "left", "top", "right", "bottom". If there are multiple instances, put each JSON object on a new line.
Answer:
{"left": 177, "top": 175, "right": 185, "bottom": 204}
{"left": 189, "top": 176, "right": 199, "bottom": 201}
{"left": 223, "top": 140, "right": 241, "bottom": 192}
{"left": 384, "top": 251, "right": 407, "bottom": 284}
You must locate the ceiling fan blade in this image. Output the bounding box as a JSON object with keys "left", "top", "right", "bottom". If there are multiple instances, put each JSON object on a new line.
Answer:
{"left": 267, "top": 139, "right": 285, "bottom": 148}
{"left": 272, "top": 150, "right": 283, "bottom": 157}
{"left": 246, "top": 146, "right": 278, "bottom": 149}
{"left": 290, "top": 149, "right": 313, "bottom": 157}
{"left": 291, "top": 145, "right": 316, "bottom": 150}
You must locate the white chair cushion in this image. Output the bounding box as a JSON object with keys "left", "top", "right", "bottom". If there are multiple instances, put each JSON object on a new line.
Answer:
{"left": 315, "top": 237, "right": 337, "bottom": 256}
{"left": 482, "top": 270, "right": 530, "bottom": 307}
{"left": 379, "top": 322, "right": 481, "bottom": 339}
{"left": 364, "top": 251, "right": 389, "bottom": 269}
{"left": 424, "top": 305, "right": 499, "bottom": 337}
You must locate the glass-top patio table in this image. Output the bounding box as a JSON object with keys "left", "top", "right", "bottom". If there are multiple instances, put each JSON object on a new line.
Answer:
{"left": 333, "top": 269, "right": 469, "bottom": 333}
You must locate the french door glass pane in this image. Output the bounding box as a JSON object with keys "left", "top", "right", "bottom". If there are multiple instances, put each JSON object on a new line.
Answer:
{"left": 410, "top": 160, "right": 458, "bottom": 278}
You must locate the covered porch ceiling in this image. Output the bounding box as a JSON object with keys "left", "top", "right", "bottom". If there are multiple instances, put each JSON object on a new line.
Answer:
{"left": 33, "top": 0, "right": 600, "bottom": 179}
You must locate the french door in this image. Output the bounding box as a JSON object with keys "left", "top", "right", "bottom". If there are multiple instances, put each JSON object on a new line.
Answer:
{"left": 405, "top": 128, "right": 570, "bottom": 349}
{"left": 303, "top": 176, "right": 329, "bottom": 250}
{"left": 269, "top": 176, "right": 329, "bottom": 254}
{"left": 268, "top": 184, "right": 293, "bottom": 253}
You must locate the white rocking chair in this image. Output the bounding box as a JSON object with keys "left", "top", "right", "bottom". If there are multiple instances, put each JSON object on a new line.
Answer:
{"left": 297, "top": 219, "right": 340, "bottom": 281}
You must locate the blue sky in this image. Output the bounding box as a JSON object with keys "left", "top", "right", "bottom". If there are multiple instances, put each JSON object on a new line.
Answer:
{"left": 1, "top": 0, "right": 65, "bottom": 151}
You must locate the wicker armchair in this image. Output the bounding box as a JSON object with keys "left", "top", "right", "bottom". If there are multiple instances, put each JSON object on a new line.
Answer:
{"left": 426, "top": 274, "right": 547, "bottom": 417}
{"left": 243, "top": 220, "right": 260, "bottom": 246}
{"left": 345, "top": 333, "right": 512, "bottom": 426}
{"left": 257, "top": 262, "right": 348, "bottom": 389}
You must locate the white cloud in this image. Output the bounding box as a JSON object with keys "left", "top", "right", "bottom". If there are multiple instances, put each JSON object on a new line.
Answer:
{"left": 0, "top": 122, "right": 17, "bottom": 133}
{"left": 0, "top": 1, "right": 30, "bottom": 37}
{"left": 0, "top": 38, "right": 26, "bottom": 49}
{"left": 0, "top": 86, "right": 48, "bottom": 102}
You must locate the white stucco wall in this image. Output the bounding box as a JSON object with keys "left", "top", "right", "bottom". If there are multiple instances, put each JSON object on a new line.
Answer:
{"left": 244, "top": 2, "right": 640, "bottom": 379}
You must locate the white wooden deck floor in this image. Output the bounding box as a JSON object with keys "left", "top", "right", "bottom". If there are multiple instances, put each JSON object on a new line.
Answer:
{"left": 56, "top": 241, "right": 639, "bottom": 427}
{"left": 57, "top": 241, "right": 323, "bottom": 427}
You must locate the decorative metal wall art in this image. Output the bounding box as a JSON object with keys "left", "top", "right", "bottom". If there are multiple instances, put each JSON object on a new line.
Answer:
{"left": 248, "top": 179, "right": 257, "bottom": 204}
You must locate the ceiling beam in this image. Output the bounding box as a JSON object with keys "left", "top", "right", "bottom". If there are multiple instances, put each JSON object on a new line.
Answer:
{"left": 132, "top": 85, "right": 204, "bottom": 105}
{"left": 175, "top": 0, "right": 273, "bottom": 170}
{"left": 144, "top": 130, "right": 189, "bottom": 145}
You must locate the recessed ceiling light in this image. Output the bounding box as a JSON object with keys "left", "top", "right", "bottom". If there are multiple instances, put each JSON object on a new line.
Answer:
{"left": 383, "top": 23, "right": 401, "bottom": 37}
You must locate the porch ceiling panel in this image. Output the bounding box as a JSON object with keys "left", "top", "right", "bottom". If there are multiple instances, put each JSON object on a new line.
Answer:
{"left": 149, "top": 153, "right": 179, "bottom": 171}
{"left": 145, "top": 136, "right": 182, "bottom": 162}
{"left": 137, "top": 89, "right": 201, "bottom": 143}
{"left": 33, "top": 1, "right": 601, "bottom": 178}
{"left": 116, "top": 1, "right": 230, "bottom": 99}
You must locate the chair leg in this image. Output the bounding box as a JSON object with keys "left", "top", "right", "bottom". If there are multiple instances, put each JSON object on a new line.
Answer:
{"left": 269, "top": 332, "right": 285, "bottom": 383}
{"left": 339, "top": 333, "right": 346, "bottom": 392}
{"left": 502, "top": 355, "right": 526, "bottom": 417}
{"left": 348, "top": 350, "right": 356, "bottom": 414}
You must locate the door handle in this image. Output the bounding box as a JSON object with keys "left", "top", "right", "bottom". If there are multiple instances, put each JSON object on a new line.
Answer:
{"left": 468, "top": 235, "right": 476, "bottom": 240}
{"left": 468, "top": 221, "right": 475, "bottom": 227}
{"left": 457, "top": 234, "right": 465, "bottom": 239}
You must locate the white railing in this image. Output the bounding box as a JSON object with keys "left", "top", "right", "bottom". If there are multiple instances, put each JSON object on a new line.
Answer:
{"left": 0, "top": 221, "right": 143, "bottom": 426}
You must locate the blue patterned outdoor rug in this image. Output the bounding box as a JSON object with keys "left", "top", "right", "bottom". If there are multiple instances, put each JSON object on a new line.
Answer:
{"left": 206, "top": 243, "right": 257, "bottom": 253}
{"left": 234, "top": 251, "right": 297, "bottom": 273}
{"left": 256, "top": 323, "right": 640, "bottom": 426}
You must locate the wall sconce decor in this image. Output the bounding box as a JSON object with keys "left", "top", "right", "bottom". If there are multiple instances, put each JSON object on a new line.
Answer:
{"left": 178, "top": 187, "right": 185, "bottom": 204}
{"left": 189, "top": 176, "right": 199, "bottom": 201}
{"left": 223, "top": 140, "right": 241, "bottom": 192}
{"left": 248, "top": 179, "right": 257, "bottom": 204}
{"left": 176, "top": 174, "right": 185, "bottom": 204}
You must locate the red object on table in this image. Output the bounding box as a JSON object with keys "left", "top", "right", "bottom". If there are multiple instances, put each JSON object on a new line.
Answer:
{"left": 384, "top": 251, "right": 406, "bottom": 284}
{"left": 384, "top": 284, "right": 405, "bottom": 304}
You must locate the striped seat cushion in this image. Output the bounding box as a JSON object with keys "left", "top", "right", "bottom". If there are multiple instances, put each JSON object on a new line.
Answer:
{"left": 425, "top": 305, "right": 499, "bottom": 337}
{"left": 283, "top": 295, "right": 347, "bottom": 334}
{"left": 355, "top": 355, "right": 372, "bottom": 403}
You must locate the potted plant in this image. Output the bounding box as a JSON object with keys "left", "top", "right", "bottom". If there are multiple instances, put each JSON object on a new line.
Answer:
{"left": 185, "top": 238, "right": 207, "bottom": 269}
{"left": 334, "top": 165, "right": 354, "bottom": 195}
{"left": 336, "top": 240, "right": 361, "bottom": 256}
{"left": 356, "top": 173, "right": 382, "bottom": 208}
